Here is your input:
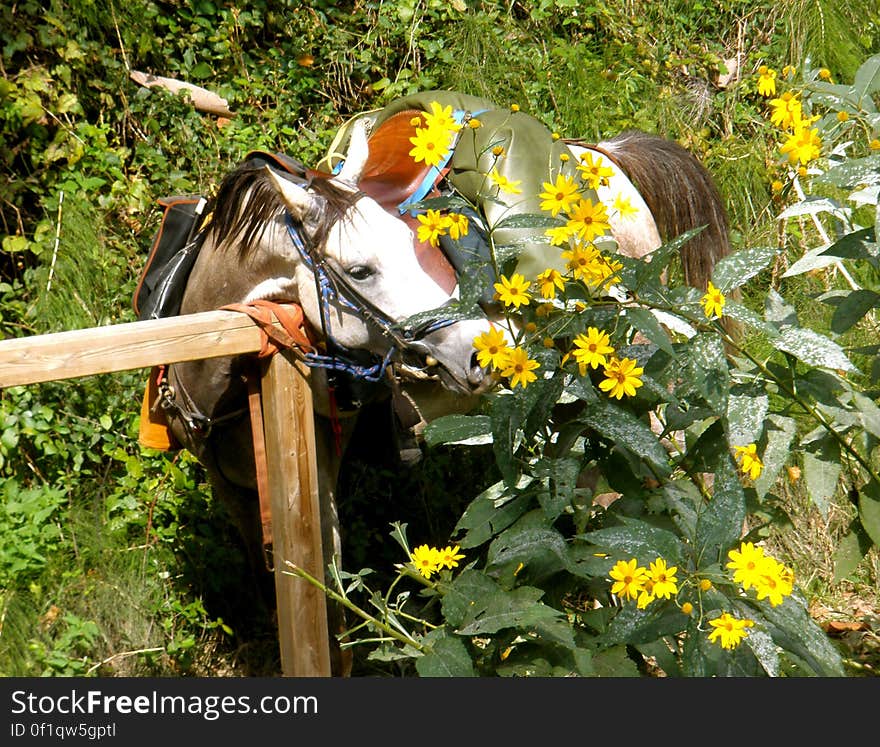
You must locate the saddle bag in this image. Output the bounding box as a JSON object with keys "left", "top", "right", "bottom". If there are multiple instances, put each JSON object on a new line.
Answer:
{"left": 133, "top": 195, "right": 208, "bottom": 321}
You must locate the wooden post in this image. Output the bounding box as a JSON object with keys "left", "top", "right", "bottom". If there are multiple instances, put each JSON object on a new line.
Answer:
{"left": 260, "top": 350, "right": 331, "bottom": 676}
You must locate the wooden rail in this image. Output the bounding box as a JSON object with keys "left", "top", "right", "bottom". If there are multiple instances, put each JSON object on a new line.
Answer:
{"left": 0, "top": 307, "right": 331, "bottom": 676}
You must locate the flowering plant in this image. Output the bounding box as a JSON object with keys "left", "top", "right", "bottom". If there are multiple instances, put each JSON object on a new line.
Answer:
{"left": 290, "top": 60, "right": 880, "bottom": 674}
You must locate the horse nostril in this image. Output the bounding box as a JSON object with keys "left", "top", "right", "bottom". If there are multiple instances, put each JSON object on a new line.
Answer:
{"left": 467, "top": 352, "right": 486, "bottom": 386}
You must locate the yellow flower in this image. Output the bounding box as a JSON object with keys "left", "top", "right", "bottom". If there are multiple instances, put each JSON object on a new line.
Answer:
{"left": 539, "top": 173, "right": 581, "bottom": 216}
{"left": 566, "top": 197, "right": 611, "bottom": 243}
{"left": 494, "top": 273, "right": 532, "bottom": 308}
{"left": 609, "top": 558, "right": 648, "bottom": 601}
{"left": 734, "top": 443, "right": 763, "bottom": 480}
{"left": 701, "top": 281, "right": 726, "bottom": 318}
{"left": 561, "top": 242, "right": 600, "bottom": 280}
{"left": 681, "top": 602, "right": 694, "bottom": 615}
{"left": 870, "top": 139, "right": 880, "bottom": 151}
{"left": 599, "top": 356, "right": 644, "bottom": 399}
{"left": 545, "top": 223, "right": 577, "bottom": 246}
{"left": 416, "top": 209, "right": 448, "bottom": 247}
{"left": 771, "top": 179, "right": 784, "bottom": 193}
{"left": 708, "top": 613, "right": 755, "bottom": 650}
{"left": 577, "top": 151, "right": 615, "bottom": 189}
{"left": 837, "top": 110, "right": 850, "bottom": 122}
{"left": 535, "top": 268, "right": 566, "bottom": 299}
{"left": 612, "top": 192, "right": 638, "bottom": 220}
{"left": 699, "top": 578, "right": 713, "bottom": 591}
{"left": 647, "top": 557, "right": 678, "bottom": 599}
{"left": 438, "top": 545, "right": 465, "bottom": 570}
{"left": 726, "top": 541, "right": 766, "bottom": 591}
{"left": 422, "top": 101, "right": 462, "bottom": 133}
{"left": 637, "top": 580, "right": 656, "bottom": 609}
{"left": 467, "top": 117, "right": 482, "bottom": 129}
{"left": 500, "top": 346, "right": 540, "bottom": 389}
{"left": 768, "top": 91, "right": 802, "bottom": 131}
{"left": 510, "top": 103, "right": 520, "bottom": 112}
{"left": 489, "top": 167, "right": 523, "bottom": 195}
{"left": 492, "top": 145, "right": 506, "bottom": 157}
{"left": 410, "top": 544, "right": 441, "bottom": 579}
{"left": 446, "top": 212, "right": 470, "bottom": 240}
{"left": 782, "top": 64, "right": 797, "bottom": 78}
{"left": 818, "top": 68, "right": 832, "bottom": 81}
{"left": 757, "top": 67, "right": 777, "bottom": 97}
{"left": 409, "top": 126, "right": 452, "bottom": 167}
{"left": 582, "top": 253, "right": 622, "bottom": 291}
{"left": 754, "top": 557, "right": 794, "bottom": 606}
{"left": 473, "top": 326, "right": 511, "bottom": 370}
{"left": 571, "top": 327, "right": 614, "bottom": 372}
{"left": 780, "top": 124, "right": 822, "bottom": 165}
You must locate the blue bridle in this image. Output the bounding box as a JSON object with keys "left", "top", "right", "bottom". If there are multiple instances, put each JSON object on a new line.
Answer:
{"left": 284, "top": 211, "right": 456, "bottom": 384}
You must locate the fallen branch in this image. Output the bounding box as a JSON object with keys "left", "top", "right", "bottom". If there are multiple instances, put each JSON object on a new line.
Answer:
{"left": 129, "top": 70, "right": 234, "bottom": 118}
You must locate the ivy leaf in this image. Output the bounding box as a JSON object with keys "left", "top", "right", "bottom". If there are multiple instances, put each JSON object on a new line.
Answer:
{"left": 711, "top": 246, "right": 779, "bottom": 293}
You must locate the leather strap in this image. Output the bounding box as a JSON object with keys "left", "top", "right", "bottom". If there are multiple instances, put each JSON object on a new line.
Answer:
{"left": 222, "top": 301, "right": 317, "bottom": 570}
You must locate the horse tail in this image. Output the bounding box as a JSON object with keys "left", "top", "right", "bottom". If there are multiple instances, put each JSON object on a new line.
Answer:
{"left": 597, "top": 130, "right": 730, "bottom": 294}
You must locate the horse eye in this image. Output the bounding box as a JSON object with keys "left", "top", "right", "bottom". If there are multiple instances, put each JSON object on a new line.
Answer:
{"left": 346, "top": 264, "right": 375, "bottom": 281}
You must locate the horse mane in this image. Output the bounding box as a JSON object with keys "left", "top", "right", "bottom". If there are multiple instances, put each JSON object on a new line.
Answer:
{"left": 204, "top": 163, "right": 359, "bottom": 259}
{"left": 597, "top": 130, "right": 731, "bottom": 292}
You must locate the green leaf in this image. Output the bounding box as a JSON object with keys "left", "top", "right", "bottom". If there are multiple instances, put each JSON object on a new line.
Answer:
{"left": 802, "top": 445, "right": 841, "bottom": 519}
{"left": 491, "top": 394, "right": 524, "bottom": 487}
{"left": 687, "top": 332, "right": 729, "bottom": 413}
{"left": 829, "top": 289, "right": 880, "bottom": 334}
{"left": 579, "top": 516, "right": 685, "bottom": 564}
{"left": 493, "top": 212, "right": 562, "bottom": 230}
{"left": 819, "top": 227, "right": 878, "bottom": 260}
{"left": 695, "top": 453, "right": 746, "bottom": 565}
{"left": 857, "top": 478, "right": 880, "bottom": 547}
{"left": 815, "top": 154, "right": 880, "bottom": 189}
{"left": 711, "top": 246, "right": 779, "bottom": 293}
{"left": 578, "top": 399, "right": 671, "bottom": 476}
{"left": 533, "top": 455, "right": 580, "bottom": 520}
{"left": 759, "top": 595, "right": 846, "bottom": 677}
{"left": 832, "top": 518, "right": 874, "bottom": 583}
{"left": 853, "top": 53, "right": 880, "bottom": 99}
{"left": 416, "top": 630, "right": 476, "bottom": 677}
{"left": 446, "top": 570, "right": 572, "bottom": 646}
{"left": 600, "top": 603, "right": 688, "bottom": 647}
{"left": 771, "top": 327, "right": 856, "bottom": 373}
{"left": 423, "top": 414, "right": 492, "bottom": 447}
{"left": 452, "top": 481, "right": 533, "bottom": 549}
{"left": 624, "top": 307, "right": 674, "bottom": 355}
{"left": 721, "top": 300, "right": 779, "bottom": 336}
{"left": 487, "top": 526, "right": 570, "bottom": 574}
{"left": 753, "top": 414, "right": 797, "bottom": 499}
{"left": 188, "top": 62, "right": 214, "bottom": 80}
{"left": 726, "top": 390, "right": 768, "bottom": 446}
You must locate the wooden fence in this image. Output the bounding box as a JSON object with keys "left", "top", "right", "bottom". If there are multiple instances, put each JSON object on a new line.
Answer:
{"left": 0, "top": 307, "right": 331, "bottom": 676}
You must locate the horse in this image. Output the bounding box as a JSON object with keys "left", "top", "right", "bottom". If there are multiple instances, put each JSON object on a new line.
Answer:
{"left": 151, "top": 92, "right": 731, "bottom": 676}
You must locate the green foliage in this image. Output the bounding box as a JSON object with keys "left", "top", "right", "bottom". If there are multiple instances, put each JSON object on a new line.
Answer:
{"left": 3, "top": 0, "right": 880, "bottom": 677}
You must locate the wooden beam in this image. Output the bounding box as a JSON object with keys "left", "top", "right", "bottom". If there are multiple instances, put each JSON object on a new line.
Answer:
{"left": 0, "top": 309, "right": 282, "bottom": 388}
{"left": 261, "top": 351, "right": 331, "bottom": 677}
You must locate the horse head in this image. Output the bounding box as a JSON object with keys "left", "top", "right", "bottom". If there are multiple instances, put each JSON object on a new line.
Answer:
{"left": 260, "top": 129, "right": 501, "bottom": 398}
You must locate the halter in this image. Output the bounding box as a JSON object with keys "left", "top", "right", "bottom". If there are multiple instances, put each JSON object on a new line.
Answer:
{"left": 283, "top": 209, "right": 456, "bottom": 384}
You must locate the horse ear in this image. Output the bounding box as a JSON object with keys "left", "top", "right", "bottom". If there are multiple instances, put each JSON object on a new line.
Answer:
{"left": 336, "top": 118, "right": 370, "bottom": 185}
{"left": 263, "top": 166, "right": 316, "bottom": 222}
